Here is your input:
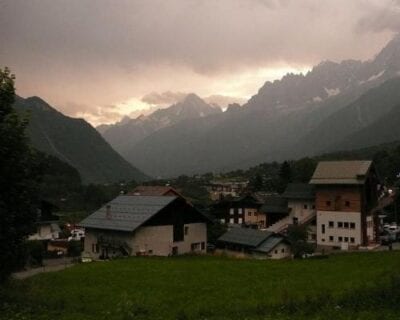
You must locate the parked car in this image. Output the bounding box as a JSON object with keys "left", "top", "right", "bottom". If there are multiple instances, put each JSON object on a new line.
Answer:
{"left": 380, "top": 231, "right": 392, "bottom": 245}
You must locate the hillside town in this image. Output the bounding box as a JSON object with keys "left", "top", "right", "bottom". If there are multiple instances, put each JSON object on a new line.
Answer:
{"left": 24, "top": 160, "right": 399, "bottom": 265}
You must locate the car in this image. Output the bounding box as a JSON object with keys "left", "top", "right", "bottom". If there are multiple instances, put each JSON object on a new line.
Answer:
{"left": 380, "top": 231, "right": 392, "bottom": 245}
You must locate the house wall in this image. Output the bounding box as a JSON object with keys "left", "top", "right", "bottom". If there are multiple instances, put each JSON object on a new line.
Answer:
{"left": 315, "top": 187, "right": 361, "bottom": 212}
{"left": 83, "top": 222, "right": 207, "bottom": 259}
{"left": 316, "top": 210, "right": 362, "bottom": 248}
{"left": 253, "top": 243, "right": 291, "bottom": 260}
{"left": 287, "top": 200, "right": 315, "bottom": 221}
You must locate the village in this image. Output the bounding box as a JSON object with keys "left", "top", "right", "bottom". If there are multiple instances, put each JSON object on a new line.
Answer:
{"left": 26, "top": 159, "right": 400, "bottom": 268}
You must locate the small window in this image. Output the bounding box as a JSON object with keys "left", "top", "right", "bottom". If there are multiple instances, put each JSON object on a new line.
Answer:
{"left": 344, "top": 237, "right": 349, "bottom": 242}
{"left": 322, "top": 238, "right": 325, "bottom": 242}
{"left": 304, "top": 204, "right": 308, "bottom": 209}
{"left": 184, "top": 226, "right": 189, "bottom": 236}
{"left": 344, "top": 222, "right": 349, "bottom": 229}
{"left": 254, "top": 212, "right": 258, "bottom": 216}
{"left": 312, "top": 234, "right": 316, "bottom": 240}
{"left": 274, "top": 250, "right": 278, "bottom": 254}
{"left": 238, "top": 208, "right": 243, "bottom": 214}
{"left": 321, "top": 224, "right": 325, "bottom": 234}
{"left": 312, "top": 205, "right": 316, "bottom": 209}
{"left": 329, "top": 236, "right": 334, "bottom": 241}
{"left": 148, "top": 250, "right": 153, "bottom": 254}
{"left": 201, "top": 242, "right": 205, "bottom": 250}
{"left": 281, "top": 248, "right": 285, "bottom": 253}
{"left": 248, "top": 211, "right": 252, "bottom": 216}
{"left": 328, "top": 221, "right": 334, "bottom": 228}
{"left": 326, "top": 201, "right": 331, "bottom": 206}
{"left": 338, "top": 222, "right": 343, "bottom": 228}
{"left": 229, "top": 208, "right": 234, "bottom": 215}
{"left": 350, "top": 237, "right": 355, "bottom": 243}
{"left": 338, "top": 237, "right": 343, "bottom": 242}
{"left": 229, "top": 218, "right": 234, "bottom": 224}
{"left": 345, "top": 201, "right": 350, "bottom": 207}
{"left": 238, "top": 218, "right": 243, "bottom": 224}
{"left": 350, "top": 222, "right": 355, "bottom": 229}
{"left": 95, "top": 243, "right": 99, "bottom": 253}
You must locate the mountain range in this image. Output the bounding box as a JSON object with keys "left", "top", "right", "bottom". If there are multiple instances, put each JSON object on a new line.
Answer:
{"left": 96, "top": 34, "right": 400, "bottom": 178}
{"left": 14, "top": 96, "right": 148, "bottom": 184}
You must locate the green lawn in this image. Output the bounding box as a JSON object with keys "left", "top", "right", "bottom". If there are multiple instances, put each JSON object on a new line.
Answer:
{"left": 2, "top": 252, "right": 400, "bottom": 320}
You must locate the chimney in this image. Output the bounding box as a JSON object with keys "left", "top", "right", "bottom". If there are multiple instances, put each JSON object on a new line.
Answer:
{"left": 106, "top": 205, "right": 111, "bottom": 219}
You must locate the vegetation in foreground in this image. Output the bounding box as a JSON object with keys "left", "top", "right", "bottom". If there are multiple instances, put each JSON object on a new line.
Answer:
{"left": 1, "top": 252, "right": 400, "bottom": 320}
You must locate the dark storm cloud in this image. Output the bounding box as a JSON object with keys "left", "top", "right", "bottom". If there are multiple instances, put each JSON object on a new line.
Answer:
{"left": 0, "top": 0, "right": 397, "bottom": 124}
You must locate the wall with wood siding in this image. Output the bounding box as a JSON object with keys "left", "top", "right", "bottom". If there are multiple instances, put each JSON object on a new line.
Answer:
{"left": 315, "top": 186, "right": 361, "bottom": 212}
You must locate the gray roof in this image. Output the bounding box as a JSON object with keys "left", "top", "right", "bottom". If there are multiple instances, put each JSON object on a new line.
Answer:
{"left": 310, "top": 161, "right": 372, "bottom": 185}
{"left": 218, "top": 227, "right": 273, "bottom": 247}
{"left": 260, "top": 196, "right": 289, "bottom": 214}
{"left": 253, "top": 236, "right": 286, "bottom": 253}
{"left": 79, "top": 195, "right": 176, "bottom": 232}
{"left": 282, "top": 183, "right": 315, "bottom": 200}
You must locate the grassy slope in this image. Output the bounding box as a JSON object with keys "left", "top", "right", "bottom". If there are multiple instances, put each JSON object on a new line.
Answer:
{"left": 3, "top": 252, "right": 400, "bottom": 320}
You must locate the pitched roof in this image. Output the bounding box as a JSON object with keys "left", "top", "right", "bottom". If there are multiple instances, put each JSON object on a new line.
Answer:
{"left": 217, "top": 227, "right": 273, "bottom": 248}
{"left": 309, "top": 160, "right": 372, "bottom": 185}
{"left": 253, "top": 236, "right": 287, "bottom": 253}
{"left": 78, "top": 195, "right": 176, "bottom": 232}
{"left": 128, "top": 186, "right": 180, "bottom": 196}
{"left": 282, "top": 183, "right": 315, "bottom": 200}
{"left": 260, "top": 196, "right": 289, "bottom": 214}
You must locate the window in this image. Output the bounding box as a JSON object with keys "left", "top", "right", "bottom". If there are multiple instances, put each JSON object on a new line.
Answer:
{"left": 148, "top": 250, "right": 153, "bottom": 255}
{"left": 304, "top": 204, "right": 308, "bottom": 209}
{"left": 322, "top": 238, "right": 325, "bottom": 242}
{"left": 229, "top": 218, "right": 234, "bottom": 224}
{"left": 238, "top": 208, "right": 243, "bottom": 214}
{"left": 350, "top": 223, "right": 355, "bottom": 229}
{"left": 238, "top": 218, "right": 243, "bottom": 224}
{"left": 229, "top": 208, "right": 234, "bottom": 215}
{"left": 312, "top": 205, "right": 316, "bottom": 209}
{"left": 201, "top": 242, "right": 205, "bottom": 250}
{"left": 329, "top": 236, "right": 334, "bottom": 241}
{"left": 350, "top": 237, "right": 355, "bottom": 243}
{"left": 326, "top": 201, "right": 331, "bottom": 206}
{"left": 274, "top": 250, "right": 278, "bottom": 254}
{"left": 321, "top": 224, "right": 325, "bottom": 234}
{"left": 344, "top": 222, "right": 349, "bottom": 228}
{"left": 311, "top": 234, "right": 316, "bottom": 240}
{"left": 338, "top": 222, "right": 343, "bottom": 228}
{"left": 191, "top": 243, "right": 201, "bottom": 251}
{"left": 338, "top": 237, "right": 343, "bottom": 242}
{"left": 281, "top": 248, "right": 285, "bottom": 253}
{"left": 184, "top": 226, "right": 189, "bottom": 236}
{"left": 345, "top": 201, "right": 350, "bottom": 207}
{"left": 248, "top": 211, "right": 252, "bottom": 216}
{"left": 220, "top": 219, "right": 225, "bottom": 223}
{"left": 344, "top": 237, "right": 349, "bottom": 242}
{"left": 328, "top": 221, "right": 334, "bottom": 228}
{"left": 254, "top": 212, "right": 258, "bottom": 216}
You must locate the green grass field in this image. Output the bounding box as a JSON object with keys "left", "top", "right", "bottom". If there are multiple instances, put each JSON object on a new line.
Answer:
{"left": 2, "top": 252, "right": 400, "bottom": 320}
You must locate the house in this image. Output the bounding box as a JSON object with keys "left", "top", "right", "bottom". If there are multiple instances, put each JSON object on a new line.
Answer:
{"left": 310, "top": 160, "right": 380, "bottom": 249}
{"left": 212, "top": 194, "right": 265, "bottom": 228}
{"left": 29, "top": 201, "right": 61, "bottom": 241}
{"left": 281, "top": 183, "right": 317, "bottom": 242}
{"left": 217, "top": 227, "right": 291, "bottom": 259}
{"left": 207, "top": 180, "right": 249, "bottom": 201}
{"left": 128, "top": 185, "right": 182, "bottom": 197}
{"left": 260, "top": 196, "right": 290, "bottom": 229}
{"left": 79, "top": 195, "right": 208, "bottom": 259}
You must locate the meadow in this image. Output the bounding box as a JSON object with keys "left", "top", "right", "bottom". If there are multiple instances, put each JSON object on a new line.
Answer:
{"left": 2, "top": 252, "right": 400, "bottom": 320}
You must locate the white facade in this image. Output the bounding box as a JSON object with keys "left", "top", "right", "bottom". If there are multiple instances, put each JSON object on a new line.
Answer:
{"left": 84, "top": 222, "right": 207, "bottom": 259}
{"left": 317, "top": 211, "right": 362, "bottom": 247}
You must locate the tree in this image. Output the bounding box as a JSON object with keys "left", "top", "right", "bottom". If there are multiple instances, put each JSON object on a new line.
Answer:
{"left": 0, "top": 68, "right": 40, "bottom": 282}
{"left": 286, "top": 224, "right": 314, "bottom": 258}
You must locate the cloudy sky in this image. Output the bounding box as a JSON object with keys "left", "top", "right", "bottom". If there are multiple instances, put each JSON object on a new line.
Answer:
{"left": 0, "top": 0, "right": 399, "bottom": 125}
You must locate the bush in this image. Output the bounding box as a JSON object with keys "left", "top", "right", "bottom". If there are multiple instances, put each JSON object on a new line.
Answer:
{"left": 27, "top": 241, "right": 45, "bottom": 267}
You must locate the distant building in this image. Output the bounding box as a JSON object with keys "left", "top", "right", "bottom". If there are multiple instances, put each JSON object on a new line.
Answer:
{"left": 29, "top": 201, "right": 61, "bottom": 241}
{"left": 217, "top": 227, "right": 291, "bottom": 259}
{"left": 207, "top": 180, "right": 248, "bottom": 201}
{"left": 260, "top": 196, "right": 290, "bottom": 229}
{"left": 281, "top": 183, "right": 317, "bottom": 242}
{"left": 128, "top": 185, "right": 182, "bottom": 197}
{"left": 79, "top": 195, "right": 208, "bottom": 259}
{"left": 212, "top": 194, "right": 267, "bottom": 228}
{"left": 310, "top": 160, "right": 380, "bottom": 249}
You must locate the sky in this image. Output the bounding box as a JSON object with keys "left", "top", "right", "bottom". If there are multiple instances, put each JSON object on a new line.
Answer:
{"left": 1, "top": 0, "right": 400, "bottom": 125}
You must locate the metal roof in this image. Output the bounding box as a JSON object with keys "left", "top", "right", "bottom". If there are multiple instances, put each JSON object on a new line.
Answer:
{"left": 282, "top": 183, "right": 315, "bottom": 200}
{"left": 218, "top": 227, "right": 273, "bottom": 248}
{"left": 128, "top": 186, "right": 180, "bottom": 196}
{"left": 253, "top": 236, "right": 286, "bottom": 253}
{"left": 310, "top": 160, "right": 372, "bottom": 185}
{"left": 78, "top": 195, "right": 176, "bottom": 232}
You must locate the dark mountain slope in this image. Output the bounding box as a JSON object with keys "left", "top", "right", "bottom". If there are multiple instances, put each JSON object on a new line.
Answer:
{"left": 15, "top": 96, "right": 148, "bottom": 184}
